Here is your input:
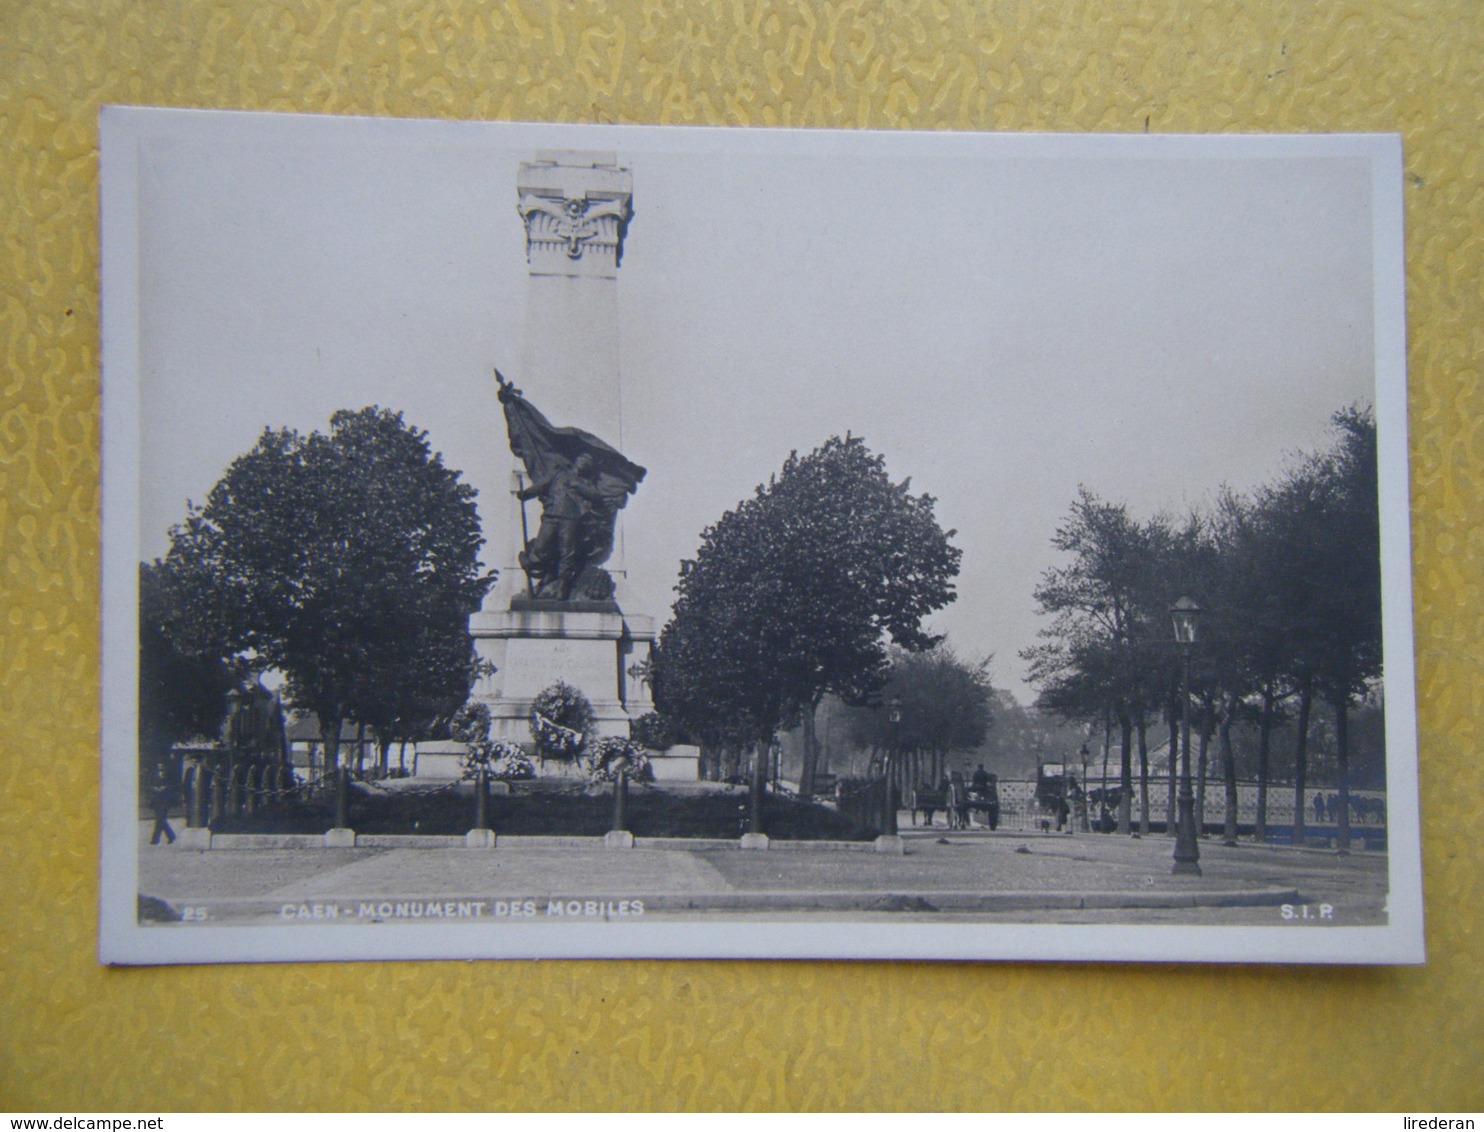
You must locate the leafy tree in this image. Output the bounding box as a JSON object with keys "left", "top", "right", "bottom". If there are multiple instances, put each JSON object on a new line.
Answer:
{"left": 852, "top": 644, "right": 993, "bottom": 788}
{"left": 1126, "top": 510, "right": 1212, "bottom": 835}
{"left": 160, "top": 407, "right": 493, "bottom": 769}
{"left": 138, "top": 560, "right": 233, "bottom": 774}
{"left": 1197, "top": 491, "right": 1264, "bottom": 843}
{"left": 1023, "top": 489, "right": 1174, "bottom": 833}
{"left": 1246, "top": 411, "right": 1383, "bottom": 849}
{"left": 654, "top": 435, "right": 961, "bottom": 813}
{"left": 353, "top": 621, "right": 489, "bottom": 774}
{"left": 1309, "top": 405, "right": 1382, "bottom": 850}
{"left": 1024, "top": 407, "right": 1384, "bottom": 850}
{"left": 975, "top": 691, "right": 1089, "bottom": 778}
{"left": 1206, "top": 486, "right": 1298, "bottom": 841}
{"left": 755, "top": 436, "right": 962, "bottom": 798}
{"left": 652, "top": 491, "right": 776, "bottom": 779}
{"left": 1237, "top": 458, "right": 1328, "bottom": 845}
{"left": 630, "top": 711, "right": 675, "bottom": 752}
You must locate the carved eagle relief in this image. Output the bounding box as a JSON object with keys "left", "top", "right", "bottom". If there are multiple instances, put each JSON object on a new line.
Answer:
{"left": 518, "top": 194, "right": 631, "bottom": 262}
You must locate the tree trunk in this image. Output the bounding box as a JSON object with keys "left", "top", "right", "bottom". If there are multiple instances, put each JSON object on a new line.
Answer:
{"left": 1220, "top": 690, "right": 1239, "bottom": 845}
{"left": 355, "top": 722, "right": 367, "bottom": 776}
{"left": 318, "top": 716, "right": 342, "bottom": 780}
{"left": 1166, "top": 707, "right": 1178, "bottom": 836}
{"left": 1136, "top": 714, "right": 1150, "bottom": 835}
{"left": 798, "top": 700, "right": 821, "bottom": 798}
{"left": 720, "top": 740, "right": 742, "bottom": 782}
{"left": 1334, "top": 694, "right": 1352, "bottom": 853}
{"left": 1254, "top": 684, "right": 1275, "bottom": 843}
{"left": 1291, "top": 679, "right": 1313, "bottom": 848}
{"left": 1117, "top": 710, "right": 1133, "bottom": 835}
{"left": 1196, "top": 699, "right": 1213, "bottom": 837}
{"left": 748, "top": 735, "right": 768, "bottom": 835}
{"left": 318, "top": 715, "right": 347, "bottom": 829}
{"left": 1101, "top": 714, "right": 1111, "bottom": 808}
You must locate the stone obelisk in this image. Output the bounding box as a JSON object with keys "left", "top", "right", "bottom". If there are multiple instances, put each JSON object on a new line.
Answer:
{"left": 470, "top": 152, "right": 654, "bottom": 754}
{"left": 516, "top": 152, "right": 628, "bottom": 468}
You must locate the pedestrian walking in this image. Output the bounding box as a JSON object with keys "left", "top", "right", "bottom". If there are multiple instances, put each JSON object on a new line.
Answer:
{"left": 983, "top": 772, "right": 1001, "bottom": 831}
{"left": 952, "top": 771, "right": 971, "bottom": 830}
{"left": 1314, "top": 793, "right": 1327, "bottom": 823}
{"left": 946, "top": 772, "right": 965, "bottom": 831}
{"left": 149, "top": 769, "right": 178, "bottom": 845}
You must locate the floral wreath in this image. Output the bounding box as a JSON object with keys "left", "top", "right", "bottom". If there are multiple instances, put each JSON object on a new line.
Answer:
{"left": 490, "top": 741, "right": 537, "bottom": 781}
{"left": 584, "top": 735, "right": 654, "bottom": 784}
{"left": 528, "top": 680, "right": 595, "bottom": 759}
{"left": 462, "top": 738, "right": 537, "bottom": 781}
{"left": 531, "top": 709, "right": 587, "bottom": 758}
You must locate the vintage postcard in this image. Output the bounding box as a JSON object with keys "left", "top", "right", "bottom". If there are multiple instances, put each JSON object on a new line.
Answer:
{"left": 99, "top": 107, "right": 1422, "bottom": 964}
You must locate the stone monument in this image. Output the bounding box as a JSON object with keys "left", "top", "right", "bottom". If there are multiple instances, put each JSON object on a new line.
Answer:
{"left": 469, "top": 152, "right": 656, "bottom": 761}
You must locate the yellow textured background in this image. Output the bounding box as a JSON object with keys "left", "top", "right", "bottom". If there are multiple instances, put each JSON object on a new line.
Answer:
{"left": 1, "top": 0, "right": 1480, "bottom": 1112}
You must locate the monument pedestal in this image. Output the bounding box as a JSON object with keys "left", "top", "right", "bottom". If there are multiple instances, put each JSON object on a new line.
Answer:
{"left": 469, "top": 601, "right": 655, "bottom": 753}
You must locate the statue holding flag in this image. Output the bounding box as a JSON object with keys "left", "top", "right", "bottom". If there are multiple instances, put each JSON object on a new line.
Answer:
{"left": 496, "top": 370, "right": 646, "bottom": 603}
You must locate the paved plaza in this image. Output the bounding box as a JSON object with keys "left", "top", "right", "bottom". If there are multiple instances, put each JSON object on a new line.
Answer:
{"left": 137, "top": 821, "right": 1390, "bottom": 927}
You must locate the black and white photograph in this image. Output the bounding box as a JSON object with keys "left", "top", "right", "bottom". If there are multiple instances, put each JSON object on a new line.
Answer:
{"left": 99, "top": 107, "right": 1422, "bottom": 965}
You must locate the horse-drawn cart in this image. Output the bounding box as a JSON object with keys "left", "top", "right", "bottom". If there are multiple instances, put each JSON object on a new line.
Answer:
{"left": 909, "top": 780, "right": 1001, "bottom": 829}
{"left": 909, "top": 784, "right": 947, "bottom": 826}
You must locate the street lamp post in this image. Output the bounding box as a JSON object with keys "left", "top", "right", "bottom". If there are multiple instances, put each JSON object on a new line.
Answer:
{"left": 1170, "top": 596, "right": 1203, "bottom": 876}
{"left": 1079, "top": 743, "right": 1090, "bottom": 832}
{"left": 884, "top": 696, "right": 902, "bottom": 836}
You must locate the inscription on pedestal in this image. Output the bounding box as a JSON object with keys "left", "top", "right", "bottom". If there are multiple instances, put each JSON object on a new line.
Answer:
{"left": 500, "top": 637, "right": 619, "bottom": 702}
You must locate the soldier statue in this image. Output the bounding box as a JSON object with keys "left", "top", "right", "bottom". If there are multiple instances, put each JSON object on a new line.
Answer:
{"left": 496, "top": 371, "right": 645, "bottom": 603}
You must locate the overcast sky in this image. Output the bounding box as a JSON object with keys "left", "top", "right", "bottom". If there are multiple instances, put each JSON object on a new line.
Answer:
{"left": 118, "top": 112, "right": 1390, "bottom": 699}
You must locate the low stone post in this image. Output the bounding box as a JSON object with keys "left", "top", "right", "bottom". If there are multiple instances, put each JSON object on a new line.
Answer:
{"left": 749, "top": 751, "right": 764, "bottom": 835}
{"left": 322, "top": 762, "right": 357, "bottom": 847}
{"left": 465, "top": 765, "right": 497, "bottom": 848}
{"left": 188, "top": 760, "right": 206, "bottom": 828}
{"left": 474, "top": 766, "right": 489, "bottom": 831}
{"left": 872, "top": 776, "right": 904, "bottom": 855}
{"left": 612, "top": 767, "right": 628, "bottom": 832}
{"left": 334, "top": 763, "right": 349, "bottom": 830}
{"left": 209, "top": 762, "right": 225, "bottom": 827}
{"left": 603, "top": 766, "right": 635, "bottom": 849}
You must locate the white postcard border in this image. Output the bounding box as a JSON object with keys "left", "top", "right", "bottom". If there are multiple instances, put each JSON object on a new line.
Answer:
{"left": 98, "top": 108, "right": 1424, "bottom": 966}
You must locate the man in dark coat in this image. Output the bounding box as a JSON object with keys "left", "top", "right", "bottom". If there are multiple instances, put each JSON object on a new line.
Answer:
{"left": 148, "top": 769, "right": 178, "bottom": 846}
